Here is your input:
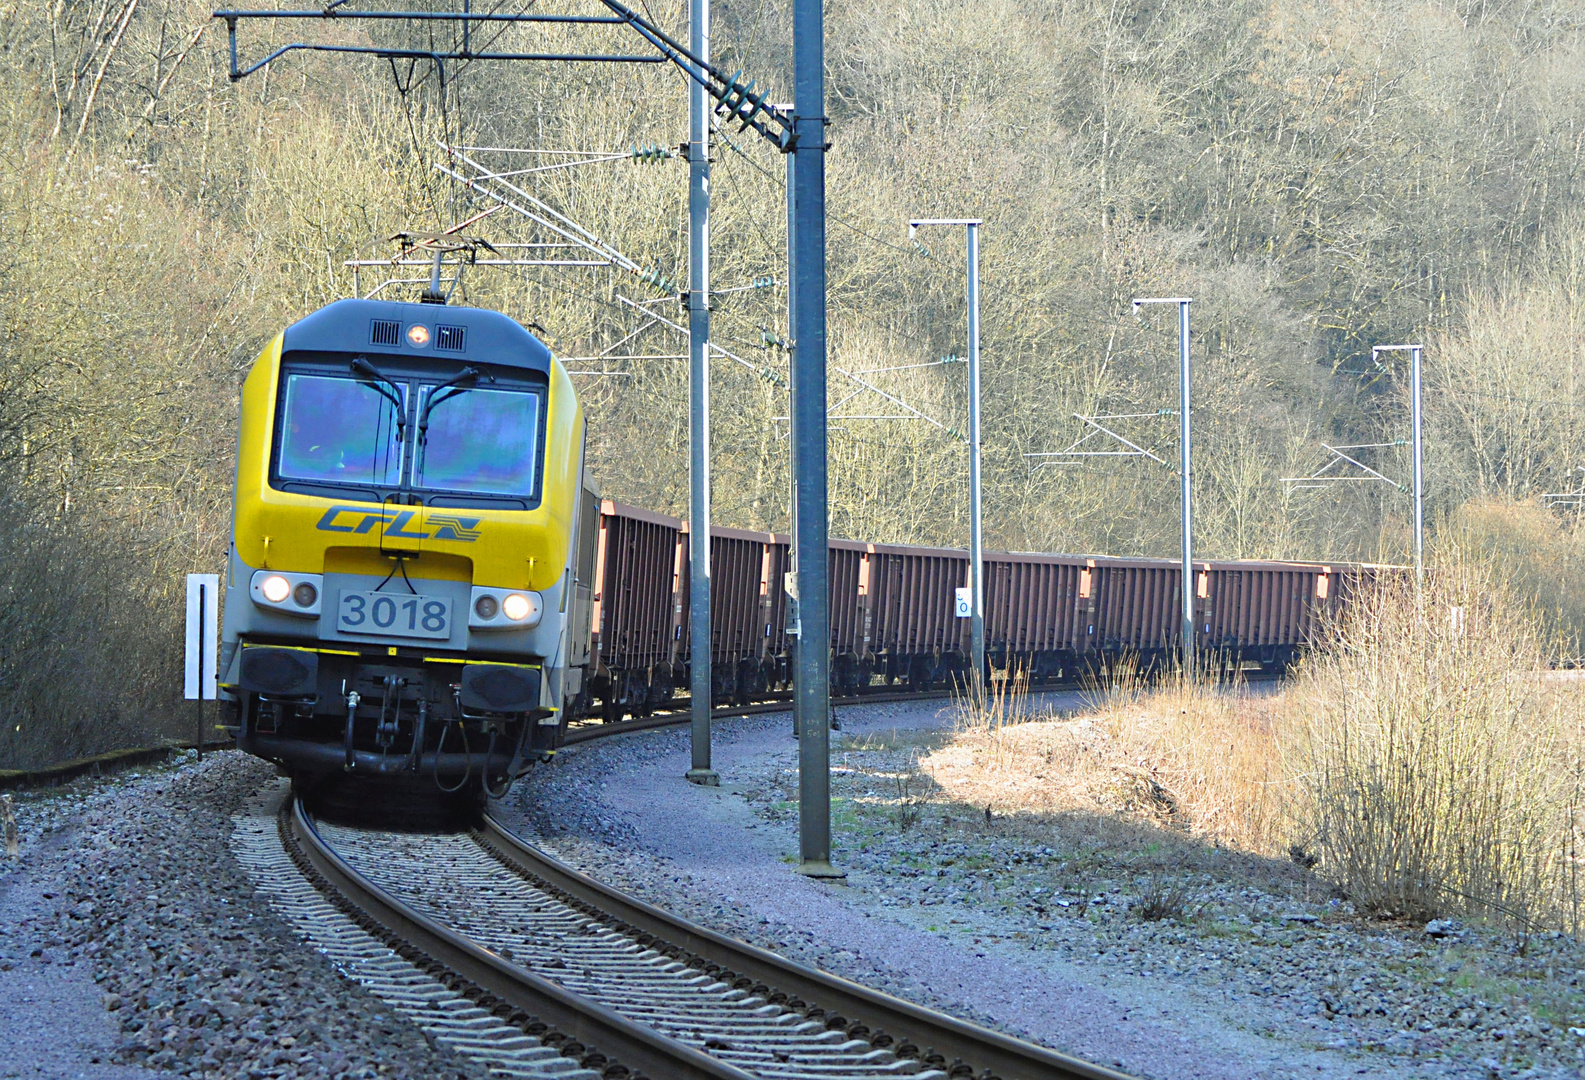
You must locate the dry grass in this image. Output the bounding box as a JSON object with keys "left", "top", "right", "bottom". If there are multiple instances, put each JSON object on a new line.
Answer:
{"left": 923, "top": 560, "right": 1585, "bottom": 935}
{"left": 929, "top": 662, "right": 1287, "bottom": 854}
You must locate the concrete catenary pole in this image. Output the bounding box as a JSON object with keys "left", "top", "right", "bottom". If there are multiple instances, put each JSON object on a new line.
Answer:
{"left": 1412, "top": 344, "right": 1424, "bottom": 578}
{"left": 685, "top": 0, "right": 717, "bottom": 785}
{"left": 1178, "top": 299, "right": 1192, "bottom": 669}
{"left": 786, "top": 144, "right": 800, "bottom": 736}
{"left": 1372, "top": 344, "right": 1426, "bottom": 579}
{"left": 1134, "top": 297, "right": 1194, "bottom": 672}
{"left": 908, "top": 219, "right": 984, "bottom": 688}
{"left": 791, "top": 0, "right": 840, "bottom": 877}
{"left": 967, "top": 224, "right": 983, "bottom": 689}
{"left": 775, "top": 104, "right": 799, "bottom": 735}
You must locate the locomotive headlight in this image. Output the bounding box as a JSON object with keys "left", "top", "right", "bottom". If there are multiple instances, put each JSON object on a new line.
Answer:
{"left": 250, "top": 570, "right": 323, "bottom": 618}
{"left": 468, "top": 587, "right": 541, "bottom": 630}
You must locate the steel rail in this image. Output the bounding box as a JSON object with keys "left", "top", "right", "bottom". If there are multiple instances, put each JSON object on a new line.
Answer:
{"left": 475, "top": 816, "right": 1135, "bottom": 1080}
{"left": 282, "top": 680, "right": 1269, "bottom": 1078}
{"left": 286, "top": 796, "right": 755, "bottom": 1080}
{"left": 560, "top": 687, "right": 959, "bottom": 745}
{"left": 559, "top": 675, "right": 1293, "bottom": 748}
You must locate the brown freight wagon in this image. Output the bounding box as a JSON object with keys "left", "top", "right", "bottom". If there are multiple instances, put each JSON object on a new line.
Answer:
{"left": 827, "top": 540, "right": 870, "bottom": 693}
{"left": 1197, "top": 560, "right": 1402, "bottom": 671}
{"left": 981, "top": 552, "right": 1095, "bottom": 681}
{"left": 1200, "top": 560, "right": 1329, "bottom": 670}
{"left": 677, "top": 523, "right": 790, "bottom": 703}
{"left": 1086, "top": 555, "right": 1186, "bottom": 665}
{"left": 863, "top": 542, "right": 972, "bottom": 690}
{"left": 1072, "top": 555, "right": 1325, "bottom": 673}
{"left": 587, "top": 501, "right": 685, "bottom": 721}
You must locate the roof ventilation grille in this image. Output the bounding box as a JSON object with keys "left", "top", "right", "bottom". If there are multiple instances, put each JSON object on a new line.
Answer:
{"left": 370, "top": 320, "right": 400, "bottom": 347}
{"left": 435, "top": 325, "right": 466, "bottom": 352}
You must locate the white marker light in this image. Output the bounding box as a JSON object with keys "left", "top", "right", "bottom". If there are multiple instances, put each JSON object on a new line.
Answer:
{"left": 502, "top": 593, "right": 533, "bottom": 621}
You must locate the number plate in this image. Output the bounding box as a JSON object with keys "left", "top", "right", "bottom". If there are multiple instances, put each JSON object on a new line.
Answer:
{"left": 336, "top": 590, "right": 453, "bottom": 640}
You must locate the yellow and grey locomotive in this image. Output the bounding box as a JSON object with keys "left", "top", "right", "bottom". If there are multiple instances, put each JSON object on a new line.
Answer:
{"left": 218, "top": 298, "right": 595, "bottom": 798}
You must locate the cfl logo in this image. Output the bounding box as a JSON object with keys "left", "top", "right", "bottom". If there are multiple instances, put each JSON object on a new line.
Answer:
{"left": 315, "top": 506, "right": 482, "bottom": 543}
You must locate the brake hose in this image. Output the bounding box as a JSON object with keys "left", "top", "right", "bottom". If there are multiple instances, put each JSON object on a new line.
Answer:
{"left": 482, "top": 724, "right": 526, "bottom": 800}
{"left": 434, "top": 721, "right": 473, "bottom": 794}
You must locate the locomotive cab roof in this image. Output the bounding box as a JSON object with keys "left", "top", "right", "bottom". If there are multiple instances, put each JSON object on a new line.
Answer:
{"left": 282, "top": 297, "right": 553, "bottom": 375}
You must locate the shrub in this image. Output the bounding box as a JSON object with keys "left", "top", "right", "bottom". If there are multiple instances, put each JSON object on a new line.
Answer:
{"left": 1442, "top": 496, "right": 1585, "bottom": 658}
{"left": 1288, "top": 560, "right": 1584, "bottom": 928}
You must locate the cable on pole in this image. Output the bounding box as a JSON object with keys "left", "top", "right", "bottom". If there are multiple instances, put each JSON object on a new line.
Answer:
{"left": 1543, "top": 469, "right": 1585, "bottom": 509}
{"left": 611, "top": 294, "right": 786, "bottom": 385}
{"left": 1279, "top": 443, "right": 1411, "bottom": 493}
{"left": 1024, "top": 411, "right": 1178, "bottom": 470}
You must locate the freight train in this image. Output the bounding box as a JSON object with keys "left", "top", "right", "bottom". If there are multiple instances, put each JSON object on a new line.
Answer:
{"left": 581, "top": 501, "right": 1397, "bottom": 721}
{"left": 219, "top": 298, "right": 1393, "bottom": 798}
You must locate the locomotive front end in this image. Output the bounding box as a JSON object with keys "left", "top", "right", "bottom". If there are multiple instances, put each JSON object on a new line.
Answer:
{"left": 218, "top": 298, "right": 591, "bottom": 799}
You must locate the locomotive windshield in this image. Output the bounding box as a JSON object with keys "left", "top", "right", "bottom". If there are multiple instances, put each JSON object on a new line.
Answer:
{"left": 271, "top": 360, "right": 545, "bottom": 505}
{"left": 276, "top": 373, "right": 404, "bottom": 487}
{"left": 413, "top": 385, "right": 542, "bottom": 499}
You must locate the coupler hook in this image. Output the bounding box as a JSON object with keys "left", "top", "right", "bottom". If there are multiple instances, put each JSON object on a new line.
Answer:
{"left": 376, "top": 675, "right": 406, "bottom": 751}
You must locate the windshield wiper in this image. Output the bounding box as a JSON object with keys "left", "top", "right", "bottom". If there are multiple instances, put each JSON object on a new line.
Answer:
{"left": 350, "top": 357, "right": 407, "bottom": 442}
{"left": 418, "top": 365, "right": 494, "bottom": 445}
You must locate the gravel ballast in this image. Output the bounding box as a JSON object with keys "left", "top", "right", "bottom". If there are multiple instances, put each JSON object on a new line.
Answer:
{"left": 496, "top": 700, "right": 1585, "bottom": 1080}
{"left": 5, "top": 703, "right": 1581, "bottom": 1080}
{"left": 1, "top": 751, "right": 486, "bottom": 1080}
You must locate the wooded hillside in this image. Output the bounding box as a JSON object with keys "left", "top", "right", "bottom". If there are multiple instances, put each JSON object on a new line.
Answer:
{"left": 2, "top": 0, "right": 1582, "bottom": 763}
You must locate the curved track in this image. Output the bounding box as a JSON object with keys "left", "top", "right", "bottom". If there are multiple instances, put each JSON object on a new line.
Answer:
{"left": 560, "top": 688, "right": 956, "bottom": 746}
{"left": 279, "top": 729, "right": 1137, "bottom": 1080}
{"left": 561, "top": 670, "right": 1281, "bottom": 748}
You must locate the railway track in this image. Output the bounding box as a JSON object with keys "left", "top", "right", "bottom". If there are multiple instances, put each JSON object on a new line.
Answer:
{"left": 242, "top": 709, "right": 1138, "bottom": 1080}
{"left": 562, "top": 670, "right": 1283, "bottom": 747}
{"left": 560, "top": 687, "right": 957, "bottom": 746}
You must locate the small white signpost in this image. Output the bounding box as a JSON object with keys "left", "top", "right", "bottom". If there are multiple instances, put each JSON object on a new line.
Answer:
{"left": 185, "top": 574, "right": 219, "bottom": 760}
{"left": 954, "top": 587, "right": 972, "bottom": 619}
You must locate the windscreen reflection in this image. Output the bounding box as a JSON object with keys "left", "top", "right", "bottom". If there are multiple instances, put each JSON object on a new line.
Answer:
{"left": 277, "top": 374, "right": 404, "bottom": 486}
{"left": 415, "top": 386, "right": 541, "bottom": 498}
